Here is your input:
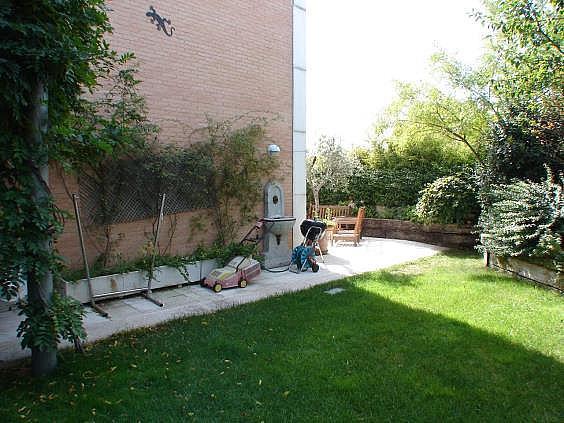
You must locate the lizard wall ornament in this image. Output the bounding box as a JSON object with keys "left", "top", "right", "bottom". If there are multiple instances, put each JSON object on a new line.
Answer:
{"left": 146, "top": 6, "right": 175, "bottom": 37}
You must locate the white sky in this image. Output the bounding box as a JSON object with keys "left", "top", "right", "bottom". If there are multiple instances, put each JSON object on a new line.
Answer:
{"left": 306, "top": 0, "right": 489, "bottom": 149}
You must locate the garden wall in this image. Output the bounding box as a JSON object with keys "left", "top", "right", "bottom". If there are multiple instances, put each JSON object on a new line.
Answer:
{"left": 485, "top": 253, "right": 562, "bottom": 292}
{"left": 363, "top": 219, "right": 476, "bottom": 249}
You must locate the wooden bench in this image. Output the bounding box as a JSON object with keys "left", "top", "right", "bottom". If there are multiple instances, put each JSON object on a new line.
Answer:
{"left": 307, "top": 204, "right": 353, "bottom": 220}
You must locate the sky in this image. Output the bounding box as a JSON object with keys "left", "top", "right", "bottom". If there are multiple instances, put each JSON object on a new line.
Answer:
{"left": 306, "top": 0, "right": 489, "bottom": 149}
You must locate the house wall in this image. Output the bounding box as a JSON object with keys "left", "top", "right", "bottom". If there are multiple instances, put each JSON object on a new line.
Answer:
{"left": 292, "top": 0, "right": 307, "bottom": 246}
{"left": 52, "top": 0, "right": 295, "bottom": 268}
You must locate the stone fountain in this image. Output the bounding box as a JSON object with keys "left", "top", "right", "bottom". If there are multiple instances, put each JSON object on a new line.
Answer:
{"left": 262, "top": 181, "right": 296, "bottom": 268}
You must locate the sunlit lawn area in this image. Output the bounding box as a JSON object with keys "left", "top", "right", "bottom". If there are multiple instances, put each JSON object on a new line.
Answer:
{"left": 1, "top": 251, "right": 562, "bottom": 421}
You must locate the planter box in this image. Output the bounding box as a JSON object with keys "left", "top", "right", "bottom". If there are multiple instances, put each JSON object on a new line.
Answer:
{"left": 485, "top": 252, "right": 562, "bottom": 292}
{"left": 63, "top": 259, "right": 219, "bottom": 304}
{"left": 200, "top": 259, "right": 219, "bottom": 280}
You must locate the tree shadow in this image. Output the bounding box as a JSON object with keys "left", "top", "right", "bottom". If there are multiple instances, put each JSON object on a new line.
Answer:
{"left": 361, "top": 269, "right": 417, "bottom": 287}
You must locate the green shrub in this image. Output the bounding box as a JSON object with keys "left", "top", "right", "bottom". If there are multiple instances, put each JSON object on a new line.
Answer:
{"left": 478, "top": 173, "right": 563, "bottom": 270}
{"left": 348, "top": 167, "right": 447, "bottom": 209}
{"left": 364, "top": 205, "right": 416, "bottom": 220}
{"left": 415, "top": 174, "right": 480, "bottom": 225}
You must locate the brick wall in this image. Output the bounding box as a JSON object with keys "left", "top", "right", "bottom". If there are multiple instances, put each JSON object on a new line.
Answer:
{"left": 52, "top": 0, "right": 293, "bottom": 268}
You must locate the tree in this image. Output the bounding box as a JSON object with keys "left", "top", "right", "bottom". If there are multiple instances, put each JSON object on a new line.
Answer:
{"left": 0, "top": 0, "right": 115, "bottom": 376}
{"left": 474, "top": 0, "right": 563, "bottom": 181}
{"left": 373, "top": 81, "right": 489, "bottom": 165}
{"left": 307, "top": 136, "right": 357, "bottom": 214}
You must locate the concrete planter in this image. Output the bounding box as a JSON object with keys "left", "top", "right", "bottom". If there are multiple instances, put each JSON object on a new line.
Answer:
{"left": 63, "top": 259, "right": 219, "bottom": 304}
{"left": 485, "top": 252, "right": 562, "bottom": 292}
{"left": 200, "top": 259, "right": 219, "bottom": 280}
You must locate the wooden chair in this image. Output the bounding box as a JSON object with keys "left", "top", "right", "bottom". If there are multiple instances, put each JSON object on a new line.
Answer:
{"left": 331, "top": 207, "right": 366, "bottom": 246}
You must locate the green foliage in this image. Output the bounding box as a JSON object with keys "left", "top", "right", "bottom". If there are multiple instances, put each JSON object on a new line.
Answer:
{"left": 416, "top": 173, "right": 480, "bottom": 225}
{"left": 373, "top": 82, "right": 489, "bottom": 163}
{"left": 62, "top": 242, "right": 259, "bottom": 282}
{"left": 17, "top": 293, "right": 86, "bottom": 352}
{"left": 347, "top": 136, "right": 470, "bottom": 210}
{"left": 475, "top": 0, "right": 563, "bottom": 181}
{"left": 204, "top": 117, "right": 278, "bottom": 244}
{"left": 348, "top": 166, "right": 444, "bottom": 209}
{"left": 192, "top": 242, "right": 260, "bottom": 266}
{"left": 0, "top": 0, "right": 116, "bottom": 357}
{"left": 363, "top": 205, "right": 416, "bottom": 221}
{"left": 56, "top": 53, "right": 158, "bottom": 173}
{"left": 476, "top": 0, "right": 563, "bottom": 116}
{"left": 478, "top": 172, "right": 563, "bottom": 270}
{"left": 307, "top": 135, "right": 358, "bottom": 211}
{"left": 344, "top": 81, "right": 483, "bottom": 215}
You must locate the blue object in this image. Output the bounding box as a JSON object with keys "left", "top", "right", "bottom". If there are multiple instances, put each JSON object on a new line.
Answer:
{"left": 291, "top": 245, "right": 315, "bottom": 271}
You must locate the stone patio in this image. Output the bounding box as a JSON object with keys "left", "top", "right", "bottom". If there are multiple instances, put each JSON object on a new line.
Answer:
{"left": 0, "top": 237, "right": 445, "bottom": 365}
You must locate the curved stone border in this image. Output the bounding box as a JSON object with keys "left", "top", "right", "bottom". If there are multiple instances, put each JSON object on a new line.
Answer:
{"left": 363, "top": 219, "right": 476, "bottom": 249}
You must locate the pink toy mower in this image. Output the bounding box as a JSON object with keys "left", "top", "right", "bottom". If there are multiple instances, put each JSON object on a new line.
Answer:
{"left": 202, "top": 256, "right": 261, "bottom": 293}
{"left": 202, "top": 222, "right": 264, "bottom": 293}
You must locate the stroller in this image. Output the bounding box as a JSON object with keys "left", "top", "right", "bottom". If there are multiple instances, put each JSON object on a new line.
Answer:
{"left": 289, "top": 219, "right": 327, "bottom": 273}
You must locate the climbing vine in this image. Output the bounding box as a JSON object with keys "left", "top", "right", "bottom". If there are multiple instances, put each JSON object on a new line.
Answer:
{"left": 0, "top": 0, "right": 138, "bottom": 374}
{"left": 200, "top": 116, "right": 279, "bottom": 244}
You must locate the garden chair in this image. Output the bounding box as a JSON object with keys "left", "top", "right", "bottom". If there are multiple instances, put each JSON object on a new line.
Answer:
{"left": 331, "top": 207, "right": 365, "bottom": 246}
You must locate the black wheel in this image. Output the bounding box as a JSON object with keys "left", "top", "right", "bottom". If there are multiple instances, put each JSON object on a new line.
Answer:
{"left": 213, "top": 283, "right": 222, "bottom": 293}
{"left": 311, "top": 263, "right": 319, "bottom": 273}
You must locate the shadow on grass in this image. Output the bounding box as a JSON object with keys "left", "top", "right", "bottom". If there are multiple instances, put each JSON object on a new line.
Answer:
{"left": 362, "top": 269, "right": 417, "bottom": 287}
{"left": 1, "top": 282, "right": 562, "bottom": 422}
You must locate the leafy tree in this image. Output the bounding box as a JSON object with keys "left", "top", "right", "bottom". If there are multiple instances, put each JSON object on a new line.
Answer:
{"left": 346, "top": 82, "right": 482, "bottom": 215}
{"left": 0, "top": 0, "right": 119, "bottom": 376}
{"left": 307, "top": 136, "right": 358, "bottom": 214}
{"left": 474, "top": 0, "right": 563, "bottom": 181}
{"left": 373, "top": 82, "right": 489, "bottom": 164}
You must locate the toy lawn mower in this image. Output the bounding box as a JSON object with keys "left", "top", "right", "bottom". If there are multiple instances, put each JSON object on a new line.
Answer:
{"left": 202, "top": 221, "right": 263, "bottom": 293}
{"left": 202, "top": 255, "right": 261, "bottom": 293}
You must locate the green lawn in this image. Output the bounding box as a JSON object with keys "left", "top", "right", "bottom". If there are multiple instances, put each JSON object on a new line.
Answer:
{"left": 1, "top": 251, "right": 562, "bottom": 422}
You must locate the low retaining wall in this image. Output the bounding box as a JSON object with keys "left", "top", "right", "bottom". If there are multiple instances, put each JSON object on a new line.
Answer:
{"left": 486, "top": 252, "right": 562, "bottom": 292}
{"left": 363, "top": 219, "right": 476, "bottom": 249}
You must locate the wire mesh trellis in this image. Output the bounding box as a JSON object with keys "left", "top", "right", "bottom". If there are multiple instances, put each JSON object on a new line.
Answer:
{"left": 79, "top": 153, "right": 214, "bottom": 226}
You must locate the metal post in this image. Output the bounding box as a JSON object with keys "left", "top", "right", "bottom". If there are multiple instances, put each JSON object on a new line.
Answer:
{"left": 72, "top": 194, "right": 109, "bottom": 318}
{"left": 143, "top": 193, "right": 165, "bottom": 307}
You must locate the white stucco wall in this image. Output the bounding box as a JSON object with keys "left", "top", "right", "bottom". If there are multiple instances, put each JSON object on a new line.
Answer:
{"left": 293, "top": 0, "right": 307, "bottom": 246}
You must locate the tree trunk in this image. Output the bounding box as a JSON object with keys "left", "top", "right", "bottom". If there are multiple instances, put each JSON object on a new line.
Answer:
{"left": 26, "top": 79, "right": 57, "bottom": 376}
{"left": 313, "top": 188, "right": 320, "bottom": 218}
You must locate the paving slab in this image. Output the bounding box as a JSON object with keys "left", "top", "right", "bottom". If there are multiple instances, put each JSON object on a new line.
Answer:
{"left": 0, "top": 237, "right": 444, "bottom": 365}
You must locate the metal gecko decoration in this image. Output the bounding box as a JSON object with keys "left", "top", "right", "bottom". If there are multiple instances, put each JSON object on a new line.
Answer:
{"left": 146, "top": 5, "right": 175, "bottom": 37}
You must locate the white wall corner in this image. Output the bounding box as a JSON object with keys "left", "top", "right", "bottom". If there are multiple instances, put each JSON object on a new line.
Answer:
{"left": 293, "top": 0, "right": 306, "bottom": 247}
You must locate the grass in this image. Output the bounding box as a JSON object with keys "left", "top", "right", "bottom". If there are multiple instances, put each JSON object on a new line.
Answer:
{"left": 1, "top": 251, "right": 562, "bottom": 422}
